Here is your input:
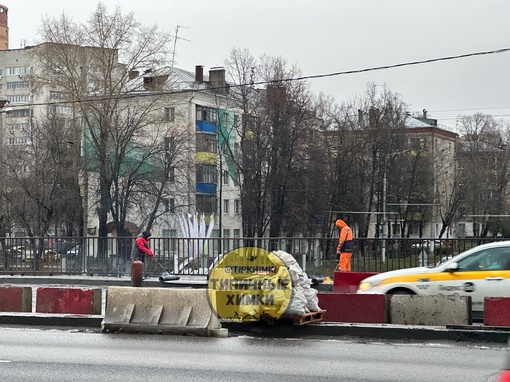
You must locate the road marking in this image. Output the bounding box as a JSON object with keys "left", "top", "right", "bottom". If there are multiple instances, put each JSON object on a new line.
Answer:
{"left": 0, "top": 360, "right": 12, "bottom": 363}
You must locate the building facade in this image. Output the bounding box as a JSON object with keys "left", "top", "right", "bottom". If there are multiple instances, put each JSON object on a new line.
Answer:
{"left": 0, "top": 43, "right": 243, "bottom": 244}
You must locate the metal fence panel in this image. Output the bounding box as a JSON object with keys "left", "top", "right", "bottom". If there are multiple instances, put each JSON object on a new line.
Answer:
{"left": 0, "top": 236, "right": 505, "bottom": 277}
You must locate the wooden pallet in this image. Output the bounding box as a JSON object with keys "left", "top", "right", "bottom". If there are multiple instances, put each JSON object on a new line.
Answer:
{"left": 263, "top": 310, "right": 326, "bottom": 326}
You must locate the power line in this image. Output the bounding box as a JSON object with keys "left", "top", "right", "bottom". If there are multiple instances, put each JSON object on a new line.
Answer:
{"left": 6, "top": 46, "right": 510, "bottom": 109}
{"left": 279, "top": 47, "right": 510, "bottom": 83}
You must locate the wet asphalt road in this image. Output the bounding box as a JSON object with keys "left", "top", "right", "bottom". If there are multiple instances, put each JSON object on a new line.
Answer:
{"left": 0, "top": 326, "right": 505, "bottom": 382}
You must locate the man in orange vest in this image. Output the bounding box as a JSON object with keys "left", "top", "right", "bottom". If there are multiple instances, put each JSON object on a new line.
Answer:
{"left": 336, "top": 219, "right": 353, "bottom": 271}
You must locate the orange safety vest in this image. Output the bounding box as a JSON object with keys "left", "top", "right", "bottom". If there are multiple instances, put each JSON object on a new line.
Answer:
{"left": 337, "top": 226, "right": 353, "bottom": 253}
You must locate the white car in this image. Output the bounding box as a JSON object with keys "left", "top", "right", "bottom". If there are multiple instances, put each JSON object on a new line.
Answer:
{"left": 357, "top": 241, "right": 510, "bottom": 313}
{"left": 410, "top": 240, "right": 441, "bottom": 249}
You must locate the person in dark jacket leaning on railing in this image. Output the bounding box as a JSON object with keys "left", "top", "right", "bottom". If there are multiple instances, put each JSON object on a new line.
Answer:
{"left": 336, "top": 219, "right": 353, "bottom": 272}
{"left": 130, "top": 230, "right": 155, "bottom": 263}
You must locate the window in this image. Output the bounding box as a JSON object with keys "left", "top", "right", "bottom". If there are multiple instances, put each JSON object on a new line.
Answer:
{"left": 456, "top": 248, "right": 510, "bottom": 271}
{"left": 409, "top": 138, "right": 425, "bottom": 150}
{"left": 223, "top": 229, "right": 230, "bottom": 252}
{"left": 167, "top": 167, "right": 175, "bottom": 182}
{"left": 196, "top": 134, "right": 217, "bottom": 153}
{"left": 6, "top": 122, "right": 29, "bottom": 132}
{"left": 6, "top": 66, "right": 28, "bottom": 76}
{"left": 164, "top": 136, "right": 176, "bottom": 167}
{"left": 222, "top": 170, "right": 229, "bottom": 185}
{"left": 164, "top": 136, "right": 175, "bottom": 152}
{"left": 49, "top": 91, "right": 66, "bottom": 100}
{"left": 196, "top": 105, "right": 218, "bottom": 123}
{"left": 163, "top": 198, "right": 175, "bottom": 213}
{"left": 7, "top": 136, "right": 29, "bottom": 145}
{"left": 223, "top": 199, "right": 229, "bottom": 214}
{"left": 6, "top": 95, "right": 29, "bottom": 104}
{"left": 233, "top": 229, "right": 241, "bottom": 249}
{"left": 234, "top": 199, "right": 241, "bottom": 214}
{"left": 6, "top": 109, "right": 29, "bottom": 118}
{"left": 48, "top": 105, "right": 72, "bottom": 117}
{"left": 59, "top": 106, "right": 72, "bottom": 115}
{"left": 164, "top": 107, "right": 175, "bottom": 122}
{"left": 196, "top": 164, "right": 217, "bottom": 183}
{"left": 196, "top": 194, "right": 216, "bottom": 214}
{"left": 7, "top": 81, "right": 29, "bottom": 89}
{"left": 196, "top": 163, "right": 217, "bottom": 184}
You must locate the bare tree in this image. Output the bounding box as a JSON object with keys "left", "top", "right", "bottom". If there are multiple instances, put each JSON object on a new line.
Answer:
{"left": 226, "top": 50, "right": 319, "bottom": 240}
{"left": 457, "top": 114, "right": 510, "bottom": 237}
{"left": 324, "top": 84, "right": 415, "bottom": 239}
{"left": 1, "top": 113, "right": 82, "bottom": 267}
{"left": 32, "top": 3, "right": 173, "bottom": 256}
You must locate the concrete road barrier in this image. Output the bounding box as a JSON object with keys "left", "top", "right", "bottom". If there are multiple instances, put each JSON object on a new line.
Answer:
{"left": 484, "top": 297, "right": 510, "bottom": 327}
{"left": 101, "top": 286, "right": 227, "bottom": 337}
{"left": 318, "top": 293, "right": 387, "bottom": 323}
{"left": 333, "top": 271, "right": 378, "bottom": 293}
{"left": 389, "top": 295, "right": 472, "bottom": 326}
{"left": 0, "top": 287, "right": 32, "bottom": 312}
{"left": 36, "top": 287, "right": 102, "bottom": 315}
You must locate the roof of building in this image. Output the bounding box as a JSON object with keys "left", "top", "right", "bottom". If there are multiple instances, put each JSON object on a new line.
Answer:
{"left": 405, "top": 115, "right": 436, "bottom": 128}
{"left": 126, "top": 66, "right": 216, "bottom": 94}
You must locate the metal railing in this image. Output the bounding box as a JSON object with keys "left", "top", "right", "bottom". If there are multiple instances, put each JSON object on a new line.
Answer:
{"left": 0, "top": 236, "right": 506, "bottom": 277}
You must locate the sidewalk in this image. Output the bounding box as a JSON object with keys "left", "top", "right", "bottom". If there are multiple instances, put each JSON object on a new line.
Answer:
{"left": 1, "top": 274, "right": 509, "bottom": 344}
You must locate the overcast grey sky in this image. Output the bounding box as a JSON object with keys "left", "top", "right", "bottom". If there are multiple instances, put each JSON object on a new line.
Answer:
{"left": 5, "top": 0, "right": 510, "bottom": 131}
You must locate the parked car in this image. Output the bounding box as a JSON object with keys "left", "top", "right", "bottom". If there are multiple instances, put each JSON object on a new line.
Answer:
{"left": 357, "top": 241, "right": 510, "bottom": 315}
{"left": 24, "top": 249, "right": 61, "bottom": 264}
{"left": 410, "top": 240, "right": 442, "bottom": 249}
{"left": 66, "top": 244, "right": 83, "bottom": 258}
{"left": 8, "top": 246, "right": 35, "bottom": 262}
{"left": 42, "top": 249, "right": 61, "bottom": 264}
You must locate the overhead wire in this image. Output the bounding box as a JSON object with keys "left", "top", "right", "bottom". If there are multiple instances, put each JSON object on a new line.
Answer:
{"left": 6, "top": 46, "right": 510, "bottom": 109}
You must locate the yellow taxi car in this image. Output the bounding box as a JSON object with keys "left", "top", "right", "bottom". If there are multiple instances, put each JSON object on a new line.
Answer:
{"left": 357, "top": 241, "right": 510, "bottom": 313}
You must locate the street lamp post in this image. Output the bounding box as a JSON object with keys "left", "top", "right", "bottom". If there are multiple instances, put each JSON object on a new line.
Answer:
{"left": 381, "top": 163, "right": 388, "bottom": 262}
{"left": 0, "top": 100, "right": 13, "bottom": 270}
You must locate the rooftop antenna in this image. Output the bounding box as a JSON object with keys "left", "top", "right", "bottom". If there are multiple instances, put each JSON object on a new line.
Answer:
{"left": 171, "top": 25, "right": 190, "bottom": 68}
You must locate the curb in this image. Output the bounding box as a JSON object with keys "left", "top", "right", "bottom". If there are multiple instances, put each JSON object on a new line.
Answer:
{"left": 1, "top": 314, "right": 509, "bottom": 344}
{"left": 222, "top": 321, "right": 510, "bottom": 343}
{"left": 0, "top": 313, "right": 103, "bottom": 328}
{"left": 0, "top": 275, "right": 207, "bottom": 288}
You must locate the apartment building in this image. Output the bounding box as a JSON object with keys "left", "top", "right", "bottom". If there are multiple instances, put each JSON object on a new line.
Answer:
{"left": 125, "top": 65, "right": 243, "bottom": 242}
{"left": 0, "top": 43, "right": 243, "bottom": 241}
{"left": 324, "top": 108, "right": 459, "bottom": 239}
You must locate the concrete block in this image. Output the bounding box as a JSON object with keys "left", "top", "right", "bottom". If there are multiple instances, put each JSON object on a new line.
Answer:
{"left": 389, "top": 294, "right": 471, "bottom": 326}
{"left": 102, "top": 286, "right": 225, "bottom": 337}
{"left": 484, "top": 297, "right": 510, "bottom": 326}
{"left": 318, "top": 293, "right": 387, "bottom": 323}
{"left": 0, "top": 287, "right": 32, "bottom": 312}
{"left": 36, "top": 287, "right": 102, "bottom": 315}
{"left": 334, "top": 272, "right": 378, "bottom": 293}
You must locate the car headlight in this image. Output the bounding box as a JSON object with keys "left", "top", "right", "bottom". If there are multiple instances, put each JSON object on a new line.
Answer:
{"left": 358, "top": 280, "right": 382, "bottom": 291}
